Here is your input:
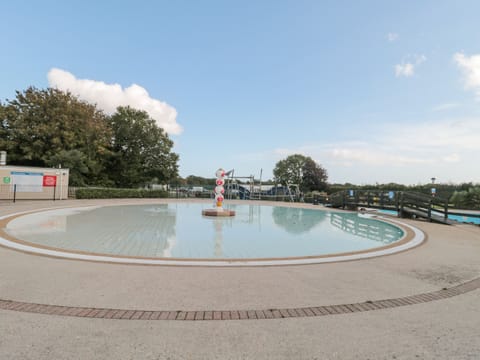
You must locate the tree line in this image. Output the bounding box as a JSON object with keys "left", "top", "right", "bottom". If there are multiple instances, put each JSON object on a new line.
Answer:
{"left": 0, "top": 87, "right": 330, "bottom": 192}
{"left": 0, "top": 87, "right": 178, "bottom": 187}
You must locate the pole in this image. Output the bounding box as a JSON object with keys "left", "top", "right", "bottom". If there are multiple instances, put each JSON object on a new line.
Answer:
{"left": 259, "top": 169, "right": 262, "bottom": 200}
{"left": 13, "top": 184, "right": 16, "bottom": 203}
{"left": 53, "top": 185, "right": 56, "bottom": 201}
{"left": 444, "top": 199, "right": 449, "bottom": 222}
{"left": 59, "top": 172, "right": 63, "bottom": 200}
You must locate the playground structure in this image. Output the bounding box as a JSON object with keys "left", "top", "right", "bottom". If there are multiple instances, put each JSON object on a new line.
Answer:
{"left": 221, "top": 169, "right": 301, "bottom": 202}
{"left": 167, "top": 168, "right": 329, "bottom": 204}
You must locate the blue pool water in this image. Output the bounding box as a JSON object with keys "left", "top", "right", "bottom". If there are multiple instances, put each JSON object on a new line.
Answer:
{"left": 377, "top": 209, "right": 480, "bottom": 225}
{"left": 5, "top": 203, "right": 405, "bottom": 259}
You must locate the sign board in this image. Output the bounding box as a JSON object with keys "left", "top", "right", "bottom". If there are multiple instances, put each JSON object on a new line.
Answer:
{"left": 43, "top": 175, "right": 57, "bottom": 187}
{"left": 11, "top": 171, "right": 43, "bottom": 192}
{"left": 3, "top": 176, "right": 10, "bottom": 184}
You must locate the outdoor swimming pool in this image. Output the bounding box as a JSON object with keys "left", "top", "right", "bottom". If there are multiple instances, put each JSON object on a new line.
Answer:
{"left": 0, "top": 202, "right": 423, "bottom": 266}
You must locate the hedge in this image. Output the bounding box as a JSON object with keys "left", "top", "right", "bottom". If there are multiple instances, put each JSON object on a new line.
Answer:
{"left": 75, "top": 187, "right": 168, "bottom": 199}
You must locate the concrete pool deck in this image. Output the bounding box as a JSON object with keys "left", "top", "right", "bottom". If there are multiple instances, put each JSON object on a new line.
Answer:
{"left": 0, "top": 199, "right": 479, "bottom": 359}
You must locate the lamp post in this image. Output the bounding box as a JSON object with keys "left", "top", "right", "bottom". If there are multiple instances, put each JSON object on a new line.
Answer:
{"left": 431, "top": 177, "right": 436, "bottom": 197}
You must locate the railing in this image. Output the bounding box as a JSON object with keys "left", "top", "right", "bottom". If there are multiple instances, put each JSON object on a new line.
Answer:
{"left": 0, "top": 184, "right": 61, "bottom": 202}
{"left": 399, "top": 191, "right": 449, "bottom": 223}
{"left": 329, "top": 190, "right": 399, "bottom": 210}
{"left": 329, "top": 190, "right": 450, "bottom": 224}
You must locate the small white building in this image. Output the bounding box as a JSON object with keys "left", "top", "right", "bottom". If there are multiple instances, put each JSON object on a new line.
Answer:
{"left": 0, "top": 164, "right": 69, "bottom": 201}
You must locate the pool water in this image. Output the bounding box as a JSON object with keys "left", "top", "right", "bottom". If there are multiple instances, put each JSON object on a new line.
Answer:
{"left": 5, "top": 203, "right": 405, "bottom": 259}
{"left": 377, "top": 209, "right": 480, "bottom": 225}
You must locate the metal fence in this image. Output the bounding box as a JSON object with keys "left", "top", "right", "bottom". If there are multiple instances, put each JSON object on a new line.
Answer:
{"left": 165, "top": 185, "right": 328, "bottom": 204}
{"left": 0, "top": 184, "right": 62, "bottom": 202}
{"left": 5, "top": 183, "right": 326, "bottom": 205}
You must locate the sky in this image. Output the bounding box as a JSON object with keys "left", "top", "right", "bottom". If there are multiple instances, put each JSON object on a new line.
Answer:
{"left": 1, "top": 0, "right": 480, "bottom": 185}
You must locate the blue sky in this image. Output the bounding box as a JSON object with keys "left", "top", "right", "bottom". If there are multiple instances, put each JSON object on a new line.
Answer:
{"left": 1, "top": 0, "right": 480, "bottom": 184}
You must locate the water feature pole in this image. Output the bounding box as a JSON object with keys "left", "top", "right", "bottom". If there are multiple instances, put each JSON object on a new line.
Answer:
{"left": 202, "top": 168, "right": 236, "bottom": 217}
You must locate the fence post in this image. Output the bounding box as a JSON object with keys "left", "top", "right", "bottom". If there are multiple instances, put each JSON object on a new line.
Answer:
{"left": 444, "top": 199, "right": 449, "bottom": 222}
{"left": 399, "top": 192, "right": 404, "bottom": 217}
{"left": 427, "top": 199, "right": 432, "bottom": 221}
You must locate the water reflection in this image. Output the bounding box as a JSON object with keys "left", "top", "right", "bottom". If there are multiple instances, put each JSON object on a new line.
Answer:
{"left": 329, "top": 213, "right": 403, "bottom": 244}
{"left": 200, "top": 213, "right": 235, "bottom": 258}
{"left": 5, "top": 207, "right": 97, "bottom": 235}
{"left": 7, "top": 205, "right": 178, "bottom": 257}
{"left": 272, "top": 206, "right": 326, "bottom": 234}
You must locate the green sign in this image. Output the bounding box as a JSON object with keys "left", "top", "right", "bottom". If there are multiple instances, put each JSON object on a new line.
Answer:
{"left": 3, "top": 176, "right": 11, "bottom": 184}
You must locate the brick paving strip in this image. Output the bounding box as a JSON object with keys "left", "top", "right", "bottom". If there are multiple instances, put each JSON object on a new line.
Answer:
{"left": 1, "top": 277, "right": 479, "bottom": 321}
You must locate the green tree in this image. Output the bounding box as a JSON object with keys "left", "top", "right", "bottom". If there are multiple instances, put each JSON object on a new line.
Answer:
{"left": 273, "top": 154, "right": 328, "bottom": 192}
{"left": 185, "top": 175, "right": 216, "bottom": 186}
{"left": 107, "top": 106, "right": 179, "bottom": 187}
{"left": 273, "top": 154, "right": 305, "bottom": 187}
{"left": 45, "top": 149, "right": 99, "bottom": 187}
{"left": 302, "top": 157, "right": 328, "bottom": 192}
{"left": 0, "top": 101, "right": 6, "bottom": 149}
{"left": 1, "top": 87, "right": 111, "bottom": 185}
{"left": 450, "top": 187, "right": 480, "bottom": 209}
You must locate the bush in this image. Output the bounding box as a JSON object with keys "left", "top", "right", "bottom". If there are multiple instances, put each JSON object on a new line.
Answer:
{"left": 75, "top": 187, "right": 168, "bottom": 199}
{"left": 450, "top": 187, "right": 480, "bottom": 210}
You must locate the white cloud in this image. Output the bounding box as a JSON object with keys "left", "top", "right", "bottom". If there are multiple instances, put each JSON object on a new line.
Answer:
{"left": 432, "top": 103, "right": 459, "bottom": 111}
{"left": 271, "top": 117, "right": 480, "bottom": 183}
{"left": 328, "top": 146, "right": 432, "bottom": 166}
{"left": 388, "top": 118, "right": 480, "bottom": 150}
{"left": 395, "top": 55, "right": 426, "bottom": 78}
{"left": 443, "top": 153, "right": 460, "bottom": 163}
{"left": 48, "top": 68, "right": 182, "bottom": 135}
{"left": 395, "top": 63, "right": 414, "bottom": 77}
{"left": 454, "top": 52, "right": 480, "bottom": 99}
{"left": 387, "top": 32, "right": 399, "bottom": 42}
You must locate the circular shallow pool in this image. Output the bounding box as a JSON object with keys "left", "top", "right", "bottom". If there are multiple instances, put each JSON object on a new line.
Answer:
{"left": 0, "top": 202, "right": 423, "bottom": 266}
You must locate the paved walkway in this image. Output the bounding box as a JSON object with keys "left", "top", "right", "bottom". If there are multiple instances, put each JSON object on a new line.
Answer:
{"left": 0, "top": 199, "right": 479, "bottom": 359}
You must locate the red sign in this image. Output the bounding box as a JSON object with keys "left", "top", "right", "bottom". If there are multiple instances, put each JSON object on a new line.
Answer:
{"left": 43, "top": 175, "right": 57, "bottom": 187}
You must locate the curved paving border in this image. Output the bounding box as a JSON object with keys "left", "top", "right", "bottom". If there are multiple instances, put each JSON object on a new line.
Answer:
{"left": 1, "top": 278, "right": 478, "bottom": 321}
